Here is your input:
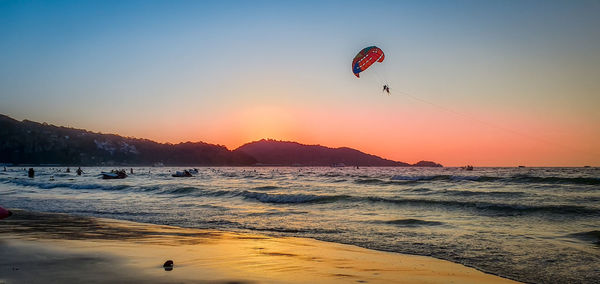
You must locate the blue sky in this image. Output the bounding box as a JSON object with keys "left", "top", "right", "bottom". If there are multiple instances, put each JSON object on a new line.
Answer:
{"left": 1, "top": 0, "right": 599, "bottom": 165}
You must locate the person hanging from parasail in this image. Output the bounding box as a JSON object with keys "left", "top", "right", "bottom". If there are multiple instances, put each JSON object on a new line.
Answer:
{"left": 383, "top": 84, "right": 390, "bottom": 95}
{"left": 352, "top": 46, "right": 389, "bottom": 94}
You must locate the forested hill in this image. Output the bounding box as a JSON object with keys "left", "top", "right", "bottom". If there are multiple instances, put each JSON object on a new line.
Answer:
{"left": 0, "top": 115, "right": 442, "bottom": 167}
{"left": 235, "top": 139, "right": 442, "bottom": 167}
{"left": 0, "top": 114, "right": 255, "bottom": 166}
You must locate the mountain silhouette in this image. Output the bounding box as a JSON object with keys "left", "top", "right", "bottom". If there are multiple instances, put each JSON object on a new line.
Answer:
{"left": 235, "top": 139, "right": 441, "bottom": 167}
{"left": 0, "top": 114, "right": 441, "bottom": 167}
{"left": 0, "top": 114, "right": 254, "bottom": 166}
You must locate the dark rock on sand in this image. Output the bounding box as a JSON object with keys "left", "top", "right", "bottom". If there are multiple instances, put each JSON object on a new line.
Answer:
{"left": 163, "top": 260, "right": 174, "bottom": 271}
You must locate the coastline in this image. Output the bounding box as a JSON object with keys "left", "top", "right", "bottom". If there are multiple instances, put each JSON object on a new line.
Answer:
{"left": 0, "top": 209, "right": 519, "bottom": 283}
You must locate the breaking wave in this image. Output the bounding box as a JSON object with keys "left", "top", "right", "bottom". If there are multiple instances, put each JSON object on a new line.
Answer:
{"left": 376, "top": 218, "right": 445, "bottom": 226}
{"left": 387, "top": 174, "right": 600, "bottom": 185}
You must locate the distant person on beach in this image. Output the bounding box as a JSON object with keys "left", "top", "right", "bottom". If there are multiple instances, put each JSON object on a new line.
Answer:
{"left": 76, "top": 167, "right": 83, "bottom": 176}
{"left": 28, "top": 168, "right": 34, "bottom": 178}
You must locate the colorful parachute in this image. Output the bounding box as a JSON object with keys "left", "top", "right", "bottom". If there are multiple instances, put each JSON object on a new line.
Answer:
{"left": 352, "top": 46, "right": 385, "bottom": 78}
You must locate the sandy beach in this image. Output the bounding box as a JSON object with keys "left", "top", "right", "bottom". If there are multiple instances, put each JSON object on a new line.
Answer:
{"left": 0, "top": 209, "right": 519, "bottom": 284}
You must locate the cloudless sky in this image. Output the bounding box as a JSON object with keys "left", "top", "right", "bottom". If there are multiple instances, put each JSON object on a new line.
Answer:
{"left": 1, "top": 0, "right": 599, "bottom": 166}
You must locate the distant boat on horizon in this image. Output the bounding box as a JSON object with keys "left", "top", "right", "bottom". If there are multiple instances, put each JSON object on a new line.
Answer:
{"left": 518, "top": 165, "right": 526, "bottom": 168}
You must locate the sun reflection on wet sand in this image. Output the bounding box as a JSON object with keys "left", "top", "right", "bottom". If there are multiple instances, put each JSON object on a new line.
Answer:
{"left": 0, "top": 210, "right": 519, "bottom": 283}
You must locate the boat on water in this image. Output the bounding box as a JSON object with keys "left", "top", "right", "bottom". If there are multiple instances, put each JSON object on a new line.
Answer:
{"left": 172, "top": 170, "right": 193, "bottom": 177}
{"left": 101, "top": 170, "right": 127, "bottom": 179}
{"left": 462, "top": 165, "right": 474, "bottom": 171}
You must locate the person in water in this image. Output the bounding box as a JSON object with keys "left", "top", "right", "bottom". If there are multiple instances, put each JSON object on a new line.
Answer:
{"left": 76, "top": 167, "right": 83, "bottom": 176}
{"left": 28, "top": 168, "right": 34, "bottom": 178}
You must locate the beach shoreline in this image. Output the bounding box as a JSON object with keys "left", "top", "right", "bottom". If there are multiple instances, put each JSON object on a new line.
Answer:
{"left": 0, "top": 209, "right": 519, "bottom": 283}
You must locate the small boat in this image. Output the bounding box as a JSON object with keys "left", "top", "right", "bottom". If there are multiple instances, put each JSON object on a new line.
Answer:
{"left": 101, "top": 170, "right": 127, "bottom": 179}
{"left": 462, "top": 165, "right": 474, "bottom": 171}
{"left": 518, "top": 165, "right": 526, "bottom": 168}
{"left": 172, "top": 170, "right": 193, "bottom": 177}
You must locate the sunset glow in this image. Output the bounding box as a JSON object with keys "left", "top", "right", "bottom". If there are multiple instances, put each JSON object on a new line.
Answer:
{"left": 1, "top": 0, "right": 599, "bottom": 166}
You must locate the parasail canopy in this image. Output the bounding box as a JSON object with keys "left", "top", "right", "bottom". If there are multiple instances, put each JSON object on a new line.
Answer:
{"left": 352, "top": 46, "right": 385, "bottom": 78}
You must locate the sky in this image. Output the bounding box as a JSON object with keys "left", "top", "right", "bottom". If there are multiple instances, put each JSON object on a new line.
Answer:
{"left": 1, "top": 0, "right": 599, "bottom": 166}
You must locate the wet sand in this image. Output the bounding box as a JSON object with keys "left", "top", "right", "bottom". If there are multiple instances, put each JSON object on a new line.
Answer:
{"left": 0, "top": 210, "right": 520, "bottom": 283}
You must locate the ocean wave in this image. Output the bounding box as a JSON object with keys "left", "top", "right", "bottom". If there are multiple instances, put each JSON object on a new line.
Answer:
{"left": 407, "top": 188, "right": 432, "bottom": 193}
{"left": 2, "top": 177, "right": 209, "bottom": 196}
{"left": 354, "top": 175, "right": 500, "bottom": 185}
{"left": 242, "top": 174, "right": 275, "bottom": 180}
{"left": 164, "top": 186, "right": 198, "bottom": 194}
{"left": 442, "top": 190, "right": 527, "bottom": 197}
{"left": 226, "top": 190, "right": 582, "bottom": 216}
{"left": 568, "top": 230, "right": 600, "bottom": 245}
{"left": 71, "top": 209, "right": 158, "bottom": 216}
{"left": 390, "top": 174, "right": 503, "bottom": 182}
{"left": 139, "top": 185, "right": 162, "bottom": 192}
{"left": 509, "top": 174, "right": 600, "bottom": 185}
{"left": 386, "top": 174, "right": 600, "bottom": 185}
{"left": 239, "top": 190, "right": 348, "bottom": 204}
{"left": 318, "top": 173, "right": 345, "bottom": 178}
{"left": 245, "top": 209, "right": 309, "bottom": 216}
{"left": 376, "top": 218, "right": 444, "bottom": 226}
{"left": 252, "top": 185, "right": 280, "bottom": 191}
{"left": 355, "top": 178, "right": 386, "bottom": 184}
{"left": 355, "top": 178, "right": 423, "bottom": 185}
{"left": 6, "top": 178, "right": 131, "bottom": 191}
{"left": 398, "top": 188, "right": 524, "bottom": 197}
{"left": 242, "top": 225, "right": 341, "bottom": 234}
{"left": 200, "top": 219, "right": 241, "bottom": 226}
{"left": 365, "top": 196, "right": 599, "bottom": 215}
{"left": 391, "top": 175, "right": 446, "bottom": 181}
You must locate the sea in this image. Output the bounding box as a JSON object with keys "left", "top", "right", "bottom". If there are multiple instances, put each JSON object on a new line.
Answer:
{"left": 1, "top": 166, "right": 599, "bottom": 283}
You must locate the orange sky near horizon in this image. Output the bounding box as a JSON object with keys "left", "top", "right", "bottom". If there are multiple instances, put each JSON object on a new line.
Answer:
{"left": 2, "top": 1, "right": 599, "bottom": 167}
{"left": 106, "top": 101, "right": 598, "bottom": 167}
